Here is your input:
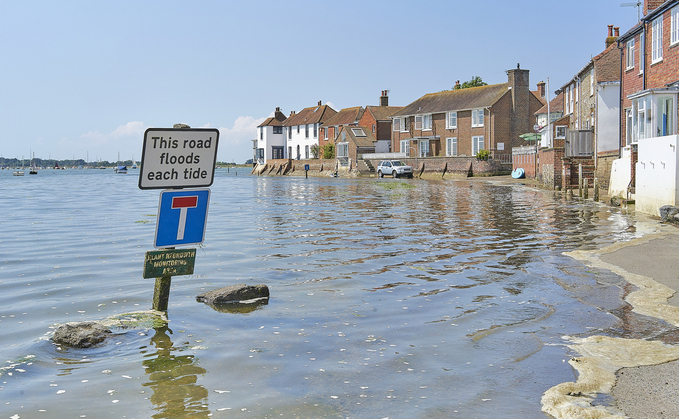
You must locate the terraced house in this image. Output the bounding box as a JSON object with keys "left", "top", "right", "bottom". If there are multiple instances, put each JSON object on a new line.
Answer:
{"left": 390, "top": 67, "right": 544, "bottom": 163}
{"left": 284, "top": 101, "right": 337, "bottom": 160}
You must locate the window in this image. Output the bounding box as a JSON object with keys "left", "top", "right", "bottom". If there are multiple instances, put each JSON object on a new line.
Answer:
{"left": 288, "top": 127, "right": 292, "bottom": 139}
{"left": 288, "top": 146, "right": 292, "bottom": 158}
{"left": 446, "top": 137, "right": 458, "bottom": 156}
{"left": 447, "top": 111, "right": 457, "bottom": 129}
{"left": 472, "top": 109, "right": 484, "bottom": 127}
{"left": 393, "top": 117, "right": 401, "bottom": 131}
{"left": 305, "top": 124, "right": 309, "bottom": 138}
{"left": 305, "top": 145, "right": 309, "bottom": 159}
{"left": 351, "top": 128, "right": 366, "bottom": 136}
{"left": 419, "top": 139, "right": 429, "bottom": 157}
{"left": 415, "top": 115, "right": 422, "bottom": 130}
{"left": 626, "top": 109, "right": 633, "bottom": 145}
{"left": 273, "top": 126, "right": 282, "bottom": 134}
{"left": 260, "top": 127, "right": 263, "bottom": 140}
{"left": 472, "top": 136, "right": 484, "bottom": 155}
{"left": 626, "top": 39, "right": 635, "bottom": 69}
{"left": 400, "top": 139, "right": 410, "bottom": 157}
{"left": 422, "top": 114, "right": 432, "bottom": 130}
{"left": 297, "top": 125, "right": 300, "bottom": 134}
{"left": 652, "top": 16, "right": 663, "bottom": 63}
{"left": 337, "top": 143, "right": 348, "bottom": 157}
{"left": 672, "top": 6, "right": 679, "bottom": 45}
{"left": 372, "top": 124, "right": 375, "bottom": 133}
{"left": 313, "top": 123, "right": 318, "bottom": 138}
{"left": 555, "top": 126, "right": 566, "bottom": 139}
{"left": 629, "top": 91, "right": 679, "bottom": 142}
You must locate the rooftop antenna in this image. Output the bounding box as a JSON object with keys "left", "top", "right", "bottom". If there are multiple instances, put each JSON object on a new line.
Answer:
{"left": 621, "top": 1, "right": 642, "bottom": 22}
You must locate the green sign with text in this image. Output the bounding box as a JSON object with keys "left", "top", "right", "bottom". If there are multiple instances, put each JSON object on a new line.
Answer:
{"left": 143, "top": 248, "right": 196, "bottom": 278}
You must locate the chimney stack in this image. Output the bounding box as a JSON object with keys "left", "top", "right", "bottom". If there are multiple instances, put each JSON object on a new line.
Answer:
{"left": 606, "top": 24, "right": 619, "bottom": 48}
{"left": 537, "top": 81, "right": 546, "bottom": 99}
{"left": 380, "top": 90, "right": 389, "bottom": 106}
{"left": 318, "top": 100, "right": 322, "bottom": 106}
{"left": 454, "top": 80, "right": 461, "bottom": 89}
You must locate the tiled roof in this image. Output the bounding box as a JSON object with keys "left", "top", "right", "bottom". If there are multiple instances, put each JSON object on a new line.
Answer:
{"left": 323, "top": 106, "right": 363, "bottom": 126}
{"left": 258, "top": 116, "right": 284, "bottom": 127}
{"left": 284, "top": 104, "right": 337, "bottom": 127}
{"left": 535, "top": 91, "right": 564, "bottom": 115}
{"left": 366, "top": 106, "right": 404, "bottom": 121}
{"left": 392, "top": 83, "right": 510, "bottom": 116}
{"left": 336, "top": 126, "right": 375, "bottom": 148}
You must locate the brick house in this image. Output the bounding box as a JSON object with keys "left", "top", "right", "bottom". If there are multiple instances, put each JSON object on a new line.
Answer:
{"left": 357, "top": 91, "right": 403, "bottom": 154}
{"left": 390, "top": 67, "right": 543, "bottom": 163}
{"left": 334, "top": 125, "right": 377, "bottom": 172}
{"left": 254, "top": 107, "right": 286, "bottom": 164}
{"left": 283, "top": 102, "right": 336, "bottom": 160}
{"left": 319, "top": 106, "right": 363, "bottom": 155}
{"left": 320, "top": 91, "right": 403, "bottom": 156}
{"left": 616, "top": 0, "right": 679, "bottom": 214}
{"left": 555, "top": 25, "right": 621, "bottom": 189}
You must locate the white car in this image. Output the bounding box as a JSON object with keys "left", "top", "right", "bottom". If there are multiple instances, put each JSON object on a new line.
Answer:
{"left": 377, "top": 160, "right": 413, "bottom": 178}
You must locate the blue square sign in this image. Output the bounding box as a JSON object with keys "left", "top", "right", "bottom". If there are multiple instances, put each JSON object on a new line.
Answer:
{"left": 155, "top": 188, "right": 210, "bottom": 248}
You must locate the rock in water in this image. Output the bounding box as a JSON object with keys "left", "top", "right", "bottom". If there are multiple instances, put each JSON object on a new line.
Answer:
{"left": 53, "top": 322, "right": 112, "bottom": 348}
{"left": 196, "top": 284, "right": 270, "bottom": 305}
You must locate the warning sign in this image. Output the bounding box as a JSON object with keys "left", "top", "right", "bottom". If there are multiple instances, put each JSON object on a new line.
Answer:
{"left": 139, "top": 128, "right": 219, "bottom": 189}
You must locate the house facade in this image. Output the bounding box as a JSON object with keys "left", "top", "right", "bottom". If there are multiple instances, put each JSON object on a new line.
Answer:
{"left": 283, "top": 102, "right": 337, "bottom": 160}
{"left": 617, "top": 0, "right": 679, "bottom": 214}
{"left": 255, "top": 107, "right": 287, "bottom": 164}
{"left": 357, "top": 91, "right": 403, "bottom": 154}
{"left": 390, "top": 67, "right": 543, "bottom": 163}
{"left": 334, "top": 125, "right": 376, "bottom": 171}
{"left": 558, "top": 25, "right": 621, "bottom": 187}
{"left": 320, "top": 106, "right": 363, "bottom": 155}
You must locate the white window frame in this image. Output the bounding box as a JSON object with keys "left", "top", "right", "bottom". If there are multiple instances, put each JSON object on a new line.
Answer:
{"left": 400, "top": 139, "right": 410, "bottom": 157}
{"left": 446, "top": 111, "right": 457, "bottom": 129}
{"left": 672, "top": 6, "right": 679, "bottom": 45}
{"left": 422, "top": 114, "right": 432, "bottom": 131}
{"left": 629, "top": 90, "right": 679, "bottom": 142}
{"left": 652, "top": 16, "right": 663, "bottom": 64}
{"left": 419, "top": 139, "right": 429, "bottom": 157}
{"left": 471, "top": 109, "right": 484, "bottom": 127}
{"left": 626, "top": 38, "right": 635, "bottom": 70}
{"left": 555, "top": 126, "right": 566, "bottom": 139}
{"left": 446, "top": 137, "right": 458, "bottom": 156}
{"left": 472, "top": 136, "right": 484, "bottom": 155}
{"left": 393, "top": 117, "right": 401, "bottom": 131}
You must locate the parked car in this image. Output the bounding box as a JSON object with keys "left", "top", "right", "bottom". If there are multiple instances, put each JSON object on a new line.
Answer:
{"left": 377, "top": 160, "right": 413, "bottom": 178}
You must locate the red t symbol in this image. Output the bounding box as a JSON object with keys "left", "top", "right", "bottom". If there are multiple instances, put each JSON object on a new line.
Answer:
{"left": 171, "top": 196, "right": 198, "bottom": 240}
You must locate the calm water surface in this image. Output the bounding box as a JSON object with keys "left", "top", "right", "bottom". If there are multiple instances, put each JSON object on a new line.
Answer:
{"left": 1, "top": 168, "right": 638, "bottom": 418}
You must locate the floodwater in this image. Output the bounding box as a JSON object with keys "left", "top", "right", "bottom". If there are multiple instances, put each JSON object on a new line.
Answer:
{"left": 0, "top": 168, "right": 642, "bottom": 418}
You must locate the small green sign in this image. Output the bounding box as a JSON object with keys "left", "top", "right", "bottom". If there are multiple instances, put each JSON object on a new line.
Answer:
{"left": 143, "top": 248, "right": 196, "bottom": 279}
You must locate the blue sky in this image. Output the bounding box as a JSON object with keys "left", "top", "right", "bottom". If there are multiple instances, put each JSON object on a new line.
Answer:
{"left": 1, "top": 0, "right": 640, "bottom": 164}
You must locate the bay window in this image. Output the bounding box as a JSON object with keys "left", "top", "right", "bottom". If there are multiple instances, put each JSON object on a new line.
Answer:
{"left": 629, "top": 89, "right": 678, "bottom": 143}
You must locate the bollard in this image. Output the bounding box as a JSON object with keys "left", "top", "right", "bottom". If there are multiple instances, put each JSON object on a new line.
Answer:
{"left": 583, "top": 178, "right": 588, "bottom": 199}
{"left": 578, "top": 177, "right": 583, "bottom": 197}
{"left": 594, "top": 178, "right": 599, "bottom": 202}
{"left": 153, "top": 275, "right": 172, "bottom": 311}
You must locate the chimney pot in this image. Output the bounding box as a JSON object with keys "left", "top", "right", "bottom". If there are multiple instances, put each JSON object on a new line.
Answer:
{"left": 608, "top": 24, "right": 613, "bottom": 37}
{"left": 614, "top": 27, "right": 619, "bottom": 37}
{"left": 318, "top": 100, "right": 322, "bottom": 106}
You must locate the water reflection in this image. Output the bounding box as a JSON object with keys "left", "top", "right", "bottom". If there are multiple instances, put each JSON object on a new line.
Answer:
{"left": 142, "top": 326, "right": 209, "bottom": 418}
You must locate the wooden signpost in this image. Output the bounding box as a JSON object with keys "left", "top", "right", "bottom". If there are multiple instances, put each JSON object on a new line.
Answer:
{"left": 139, "top": 126, "right": 219, "bottom": 311}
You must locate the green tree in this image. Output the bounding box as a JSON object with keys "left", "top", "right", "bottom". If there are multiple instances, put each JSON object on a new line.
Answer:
{"left": 454, "top": 76, "right": 488, "bottom": 90}
{"left": 322, "top": 144, "right": 335, "bottom": 159}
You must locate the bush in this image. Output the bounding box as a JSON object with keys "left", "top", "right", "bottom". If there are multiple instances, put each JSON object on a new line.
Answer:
{"left": 476, "top": 149, "right": 490, "bottom": 160}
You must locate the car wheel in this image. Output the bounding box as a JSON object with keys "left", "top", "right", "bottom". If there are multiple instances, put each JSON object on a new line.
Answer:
{"left": 378, "top": 170, "right": 383, "bottom": 178}
{"left": 392, "top": 171, "right": 398, "bottom": 179}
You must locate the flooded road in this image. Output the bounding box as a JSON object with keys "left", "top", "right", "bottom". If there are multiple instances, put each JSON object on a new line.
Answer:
{"left": 0, "top": 169, "right": 642, "bottom": 418}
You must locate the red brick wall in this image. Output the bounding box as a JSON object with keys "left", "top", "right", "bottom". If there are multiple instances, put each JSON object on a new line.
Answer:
{"left": 646, "top": 11, "right": 679, "bottom": 90}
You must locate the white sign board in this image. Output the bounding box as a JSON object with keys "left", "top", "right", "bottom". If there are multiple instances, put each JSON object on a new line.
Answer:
{"left": 139, "top": 128, "right": 219, "bottom": 189}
